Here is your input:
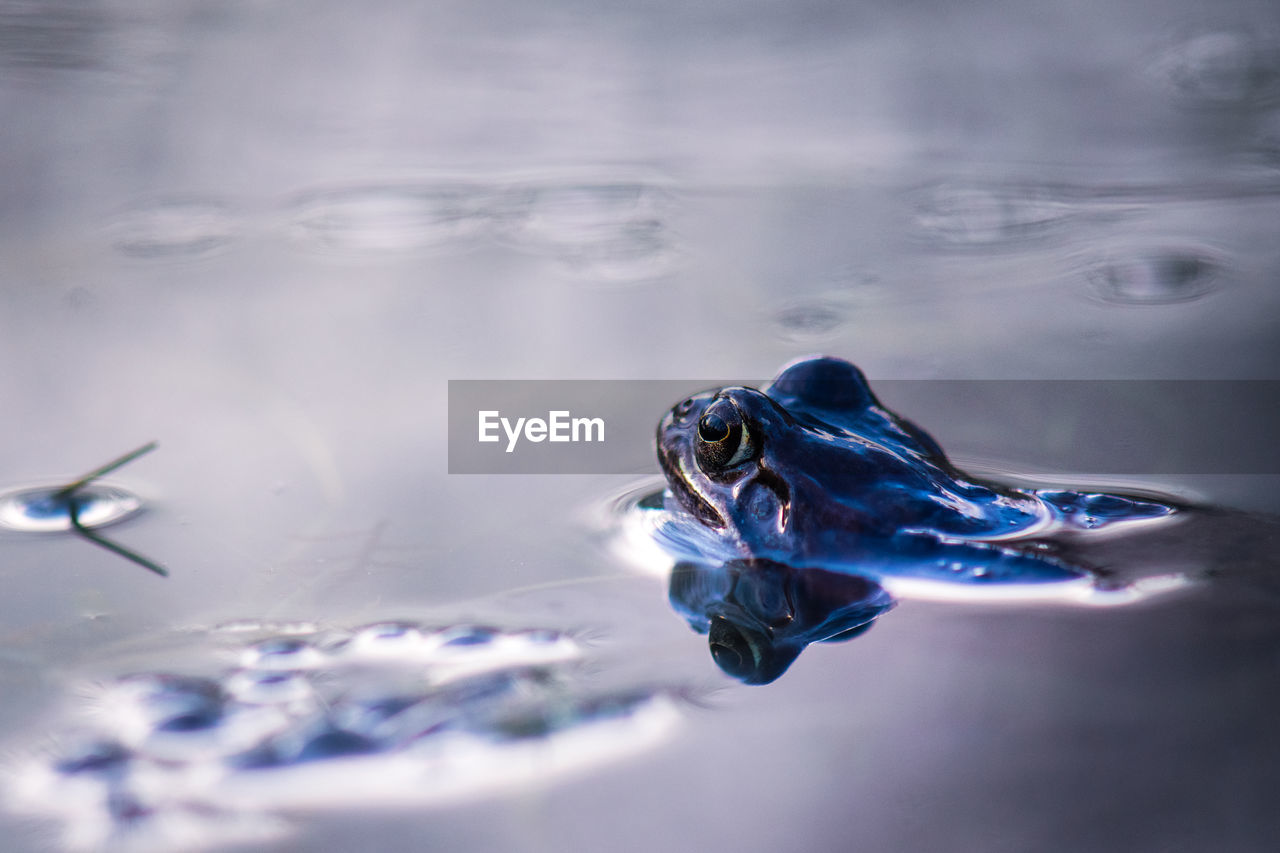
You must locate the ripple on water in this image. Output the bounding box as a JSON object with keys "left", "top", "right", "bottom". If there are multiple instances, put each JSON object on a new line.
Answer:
{"left": 0, "top": 483, "right": 143, "bottom": 532}
{"left": 772, "top": 297, "right": 849, "bottom": 342}
{"left": 287, "top": 184, "right": 493, "bottom": 252}
{"left": 8, "top": 621, "right": 682, "bottom": 850}
{"left": 497, "top": 182, "right": 676, "bottom": 282}
{"left": 109, "top": 199, "right": 239, "bottom": 258}
{"left": 912, "top": 182, "right": 1079, "bottom": 247}
{"left": 1085, "top": 247, "right": 1221, "bottom": 304}
{"left": 1157, "top": 30, "right": 1280, "bottom": 106}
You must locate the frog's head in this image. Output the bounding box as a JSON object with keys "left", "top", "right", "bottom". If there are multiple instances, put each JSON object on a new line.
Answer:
{"left": 656, "top": 357, "right": 951, "bottom": 556}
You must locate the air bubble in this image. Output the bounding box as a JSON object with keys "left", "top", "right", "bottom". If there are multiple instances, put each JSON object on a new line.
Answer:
{"left": 437, "top": 624, "right": 500, "bottom": 647}
{"left": 295, "top": 728, "right": 380, "bottom": 763}
{"left": 345, "top": 622, "right": 425, "bottom": 655}
{"left": 514, "top": 628, "right": 564, "bottom": 645}
{"left": 53, "top": 739, "right": 131, "bottom": 776}
{"left": 100, "top": 674, "right": 227, "bottom": 749}
{"left": 0, "top": 484, "right": 143, "bottom": 532}
{"left": 224, "top": 670, "right": 314, "bottom": 706}
{"left": 241, "top": 637, "right": 326, "bottom": 671}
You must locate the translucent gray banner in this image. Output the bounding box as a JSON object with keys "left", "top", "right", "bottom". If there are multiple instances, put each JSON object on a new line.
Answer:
{"left": 447, "top": 379, "right": 1280, "bottom": 475}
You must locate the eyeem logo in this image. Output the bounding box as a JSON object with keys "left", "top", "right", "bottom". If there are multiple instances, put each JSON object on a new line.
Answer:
{"left": 449, "top": 380, "right": 668, "bottom": 474}
{"left": 478, "top": 410, "right": 605, "bottom": 453}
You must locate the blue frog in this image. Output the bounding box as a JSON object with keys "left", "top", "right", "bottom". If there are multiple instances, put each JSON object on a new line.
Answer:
{"left": 653, "top": 356, "right": 1177, "bottom": 683}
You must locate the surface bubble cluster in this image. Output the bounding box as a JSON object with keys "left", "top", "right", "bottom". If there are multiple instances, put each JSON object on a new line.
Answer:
{"left": 8, "top": 621, "right": 681, "bottom": 851}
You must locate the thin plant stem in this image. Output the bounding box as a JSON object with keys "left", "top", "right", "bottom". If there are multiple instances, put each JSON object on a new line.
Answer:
{"left": 52, "top": 441, "right": 158, "bottom": 500}
{"left": 68, "top": 495, "right": 169, "bottom": 577}
{"left": 56, "top": 443, "right": 169, "bottom": 578}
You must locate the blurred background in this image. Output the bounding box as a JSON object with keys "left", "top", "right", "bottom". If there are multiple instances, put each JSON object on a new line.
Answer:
{"left": 1, "top": 0, "right": 1279, "bottom": 850}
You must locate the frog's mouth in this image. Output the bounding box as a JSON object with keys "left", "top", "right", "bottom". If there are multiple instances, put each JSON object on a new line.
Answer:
{"left": 658, "top": 446, "right": 726, "bottom": 530}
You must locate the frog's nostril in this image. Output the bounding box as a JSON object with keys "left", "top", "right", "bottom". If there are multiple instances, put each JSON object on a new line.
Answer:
{"left": 675, "top": 398, "right": 695, "bottom": 419}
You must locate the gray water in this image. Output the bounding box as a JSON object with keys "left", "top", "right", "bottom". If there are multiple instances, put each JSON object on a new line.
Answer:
{"left": 3, "top": 0, "right": 1280, "bottom": 851}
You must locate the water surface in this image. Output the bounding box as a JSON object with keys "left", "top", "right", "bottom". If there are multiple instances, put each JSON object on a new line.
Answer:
{"left": 2, "top": 0, "right": 1280, "bottom": 850}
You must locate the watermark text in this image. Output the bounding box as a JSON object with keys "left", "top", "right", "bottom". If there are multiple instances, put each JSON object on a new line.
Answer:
{"left": 478, "top": 410, "right": 605, "bottom": 453}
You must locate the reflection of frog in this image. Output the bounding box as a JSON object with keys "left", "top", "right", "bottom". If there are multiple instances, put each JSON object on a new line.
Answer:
{"left": 653, "top": 357, "right": 1182, "bottom": 683}
{"left": 668, "top": 559, "right": 893, "bottom": 685}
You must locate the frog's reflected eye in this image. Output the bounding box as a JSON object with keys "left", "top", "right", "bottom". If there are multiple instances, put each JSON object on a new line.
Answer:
{"left": 695, "top": 398, "right": 756, "bottom": 472}
{"left": 708, "top": 615, "right": 763, "bottom": 680}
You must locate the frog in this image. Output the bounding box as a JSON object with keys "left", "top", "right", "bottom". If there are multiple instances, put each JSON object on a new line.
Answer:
{"left": 656, "top": 356, "right": 1173, "bottom": 581}
{"left": 652, "top": 356, "right": 1181, "bottom": 683}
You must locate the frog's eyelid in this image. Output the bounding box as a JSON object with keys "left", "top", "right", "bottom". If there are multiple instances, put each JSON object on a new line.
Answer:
{"left": 725, "top": 419, "right": 755, "bottom": 467}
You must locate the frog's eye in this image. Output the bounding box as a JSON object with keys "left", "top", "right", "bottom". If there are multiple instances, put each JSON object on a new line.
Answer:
{"left": 708, "top": 615, "right": 763, "bottom": 680}
{"left": 695, "top": 398, "right": 756, "bottom": 472}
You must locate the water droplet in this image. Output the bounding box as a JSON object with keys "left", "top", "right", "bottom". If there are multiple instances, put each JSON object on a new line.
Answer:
{"left": 1158, "top": 31, "right": 1280, "bottom": 106}
{"left": 110, "top": 199, "right": 238, "bottom": 258}
{"left": 54, "top": 739, "right": 131, "bottom": 776}
{"left": 288, "top": 185, "right": 491, "bottom": 252}
{"left": 295, "top": 728, "right": 380, "bottom": 763}
{"left": 225, "top": 670, "right": 314, "bottom": 706}
{"left": 437, "top": 624, "right": 500, "bottom": 647}
{"left": 105, "top": 674, "right": 226, "bottom": 736}
{"left": 513, "top": 628, "right": 563, "bottom": 646}
{"left": 914, "top": 182, "right": 1077, "bottom": 246}
{"left": 498, "top": 183, "right": 675, "bottom": 282}
{"left": 332, "top": 695, "right": 420, "bottom": 730}
{"left": 241, "top": 637, "right": 325, "bottom": 671}
{"left": 1086, "top": 249, "right": 1220, "bottom": 304}
{"left": 344, "top": 622, "right": 426, "bottom": 656}
{"left": 328, "top": 690, "right": 471, "bottom": 745}
{"left": 0, "top": 483, "right": 143, "bottom": 532}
